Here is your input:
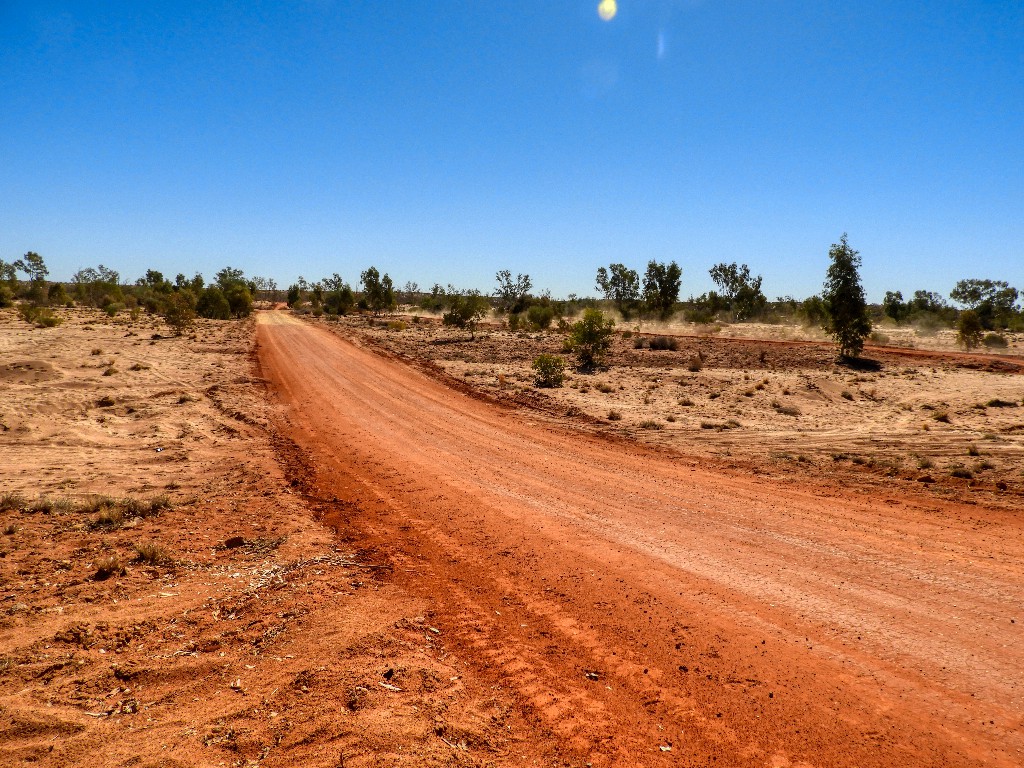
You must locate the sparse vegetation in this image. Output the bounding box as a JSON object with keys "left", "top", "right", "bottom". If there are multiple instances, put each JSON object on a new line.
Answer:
{"left": 93, "top": 555, "right": 125, "bottom": 580}
{"left": 566, "top": 309, "right": 615, "bottom": 370}
{"left": 532, "top": 354, "right": 566, "bottom": 388}
{"left": 134, "top": 542, "right": 170, "bottom": 565}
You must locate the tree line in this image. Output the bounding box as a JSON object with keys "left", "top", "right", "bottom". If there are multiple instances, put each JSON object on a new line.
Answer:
{"left": 2, "top": 235, "right": 1020, "bottom": 356}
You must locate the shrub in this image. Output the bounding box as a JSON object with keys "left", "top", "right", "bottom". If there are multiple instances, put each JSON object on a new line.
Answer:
{"left": 386, "top": 320, "right": 407, "bottom": 331}
{"left": 94, "top": 555, "right": 124, "bottom": 580}
{"left": 933, "top": 410, "right": 950, "bottom": 423}
{"left": 956, "top": 310, "right": 984, "bottom": 349}
{"left": 648, "top": 336, "right": 678, "bottom": 351}
{"left": 771, "top": 400, "right": 801, "bottom": 416}
{"left": 532, "top": 354, "right": 566, "bottom": 388}
{"left": 197, "top": 286, "right": 231, "bottom": 319}
{"left": 526, "top": 304, "right": 554, "bottom": 330}
{"left": 442, "top": 292, "right": 489, "bottom": 338}
{"left": 163, "top": 292, "right": 197, "bottom": 335}
{"left": 982, "top": 333, "right": 1008, "bottom": 349}
{"left": 950, "top": 467, "right": 973, "bottom": 479}
{"left": 91, "top": 505, "right": 126, "bottom": 529}
{"left": 566, "top": 309, "right": 615, "bottom": 370}
{"left": 840, "top": 390, "right": 854, "bottom": 400}
{"left": 0, "top": 493, "right": 27, "bottom": 512}
{"left": 96, "top": 395, "right": 116, "bottom": 407}
{"left": 985, "top": 398, "right": 1017, "bottom": 408}
{"left": 633, "top": 336, "right": 646, "bottom": 349}
{"left": 687, "top": 354, "right": 704, "bottom": 372}
{"left": 134, "top": 542, "right": 169, "bottom": 565}
{"left": 639, "top": 419, "right": 663, "bottom": 430}
{"left": 869, "top": 331, "right": 890, "bottom": 345}
{"left": 607, "top": 409, "right": 622, "bottom": 421}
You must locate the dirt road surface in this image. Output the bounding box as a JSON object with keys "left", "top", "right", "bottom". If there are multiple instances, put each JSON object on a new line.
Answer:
{"left": 256, "top": 310, "right": 1023, "bottom": 767}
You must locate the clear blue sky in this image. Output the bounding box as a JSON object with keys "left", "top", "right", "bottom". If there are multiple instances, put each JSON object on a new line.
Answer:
{"left": 2, "top": 1, "right": 1021, "bottom": 302}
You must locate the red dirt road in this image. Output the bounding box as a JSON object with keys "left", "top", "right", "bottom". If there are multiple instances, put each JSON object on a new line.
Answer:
{"left": 256, "top": 311, "right": 1023, "bottom": 767}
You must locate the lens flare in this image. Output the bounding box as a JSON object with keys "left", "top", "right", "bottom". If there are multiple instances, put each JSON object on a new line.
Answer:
{"left": 598, "top": 0, "right": 617, "bottom": 21}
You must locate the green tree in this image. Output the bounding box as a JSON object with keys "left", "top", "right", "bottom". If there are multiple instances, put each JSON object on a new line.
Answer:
{"left": 566, "top": 308, "right": 615, "bottom": 370}
{"left": 822, "top": 234, "right": 871, "bottom": 358}
{"left": 709, "top": 262, "right": 766, "bottom": 321}
{"left": 882, "top": 290, "right": 907, "bottom": 322}
{"left": 14, "top": 251, "right": 49, "bottom": 283}
{"left": 494, "top": 270, "right": 532, "bottom": 314}
{"left": 442, "top": 291, "right": 489, "bottom": 338}
{"left": 224, "top": 284, "right": 253, "bottom": 317}
{"left": 360, "top": 267, "right": 396, "bottom": 314}
{"left": 14, "top": 252, "right": 49, "bottom": 304}
{"left": 196, "top": 286, "right": 231, "bottom": 319}
{"left": 949, "top": 279, "right": 1019, "bottom": 330}
{"left": 0, "top": 259, "right": 19, "bottom": 293}
{"left": 163, "top": 292, "right": 198, "bottom": 335}
{"left": 287, "top": 284, "right": 302, "bottom": 307}
{"left": 956, "top": 310, "right": 984, "bottom": 349}
{"left": 642, "top": 260, "right": 682, "bottom": 320}
{"left": 595, "top": 264, "right": 640, "bottom": 317}
{"left": 215, "top": 267, "right": 246, "bottom": 292}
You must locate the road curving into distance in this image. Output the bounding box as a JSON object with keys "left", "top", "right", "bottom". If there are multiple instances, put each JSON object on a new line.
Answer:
{"left": 256, "top": 310, "right": 1023, "bottom": 767}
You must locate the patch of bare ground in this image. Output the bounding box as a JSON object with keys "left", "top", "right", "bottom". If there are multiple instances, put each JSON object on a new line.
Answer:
{"left": 0, "top": 307, "right": 548, "bottom": 767}
{"left": 313, "top": 312, "right": 1024, "bottom": 511}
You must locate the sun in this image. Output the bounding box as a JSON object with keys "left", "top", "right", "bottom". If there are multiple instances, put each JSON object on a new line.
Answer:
{"left": 597, "top": 0, "right": 617, "bottom": 22}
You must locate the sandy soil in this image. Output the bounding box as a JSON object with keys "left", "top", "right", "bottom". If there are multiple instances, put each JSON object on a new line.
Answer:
{"left": 326, "top": 313, "right": 1024, "bottom": 507}
{"left": 4, "top": 305, "right": 1023, "bottom": 766}
{"left": 261, "top": 311, "right": 1022, "bottom": 766}
{"left": 1, "top": 307, "right": 549, "bottom": 767}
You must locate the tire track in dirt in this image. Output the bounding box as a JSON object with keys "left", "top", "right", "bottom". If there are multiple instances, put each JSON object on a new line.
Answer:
{"left": 257, "top": 310, "right": 1024, "bottom": 767}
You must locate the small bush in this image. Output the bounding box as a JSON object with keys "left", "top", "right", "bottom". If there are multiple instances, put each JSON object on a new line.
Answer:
{"left": 967, "top": 445, "right": 979, "bottom": 456}
{"left": 532, "top": 354, "right": 566, "bottom": 388}
{"left": 3, "top": 523, "right": 17, "bottom": 535}
{"left": 639, "top": 419, "right": 663, "bottom": 430}
{"left": 129, "top": 362, "right": 150, "bottom": 371}
{"left": 985, "top": 398, "right": 1017, "bottom": 408}
{"left": 950, "top": 468, "right": 973, "bottom": 479}
{"left": 387, "top": 320, "right": 407, "bottom": 331}
{"left": 607, "top": 409, "right": 622, "bottom": 421}
{"left": 982, "top": 333, "right": 1008, "bottom": 349}
{"left": 96, "top": 395, "right": 116, "bottom": 408}
{"left": 94, "top": 555, "right": 124, "bottom": 580}
{"left": 917, "top": 457, "right": 934, "bottom": 469}
{"left": 840, "top": 390, "right": 854, "bottom": 401}
{"left": 134, "top": 542, "right": 170, "bottom": 565}
{"left": 665, "top": 414, "right": 676, "bottom": 422}
{"left": 933, "top": 411, "right": 950, "bottom": 423}
{"left": 633, "top": 336, "right": 646, "bottom": 349}
{"left": 648, "top": 336, "right": 678, "bottom": 351}
{"left": 771, "top": 400, "right": 801, "bottom": 416}
{"left": 103, "top": 366, "right": 118, "bottom": 376}
{"left": 38, "top": 313, "right": 63, "bottom": 328}
{"left": 0, "top": 493, "right": 27, "bottom": 512}
{"left": 91, "top": 348, "right": 103, "bottom": 355}
{"left": 869, "top": 331, "right": 890, "bottom": 345}
{"left": 678, "top": 397, "right": 694, "bottom": 406}
{"left": 526, "top": 304, "right": 554, "bottom": 330}
{"left": 596, "top": 382, "right": 614, "bottom": 393}
{"left": 566, "top": 309, "right": 615, "bottom": 370}
{"left": 687, "top": 355, "right": 703, "bottom": 372}
{"left": 91, "top": 506, "right": 126, "bottom": 529}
